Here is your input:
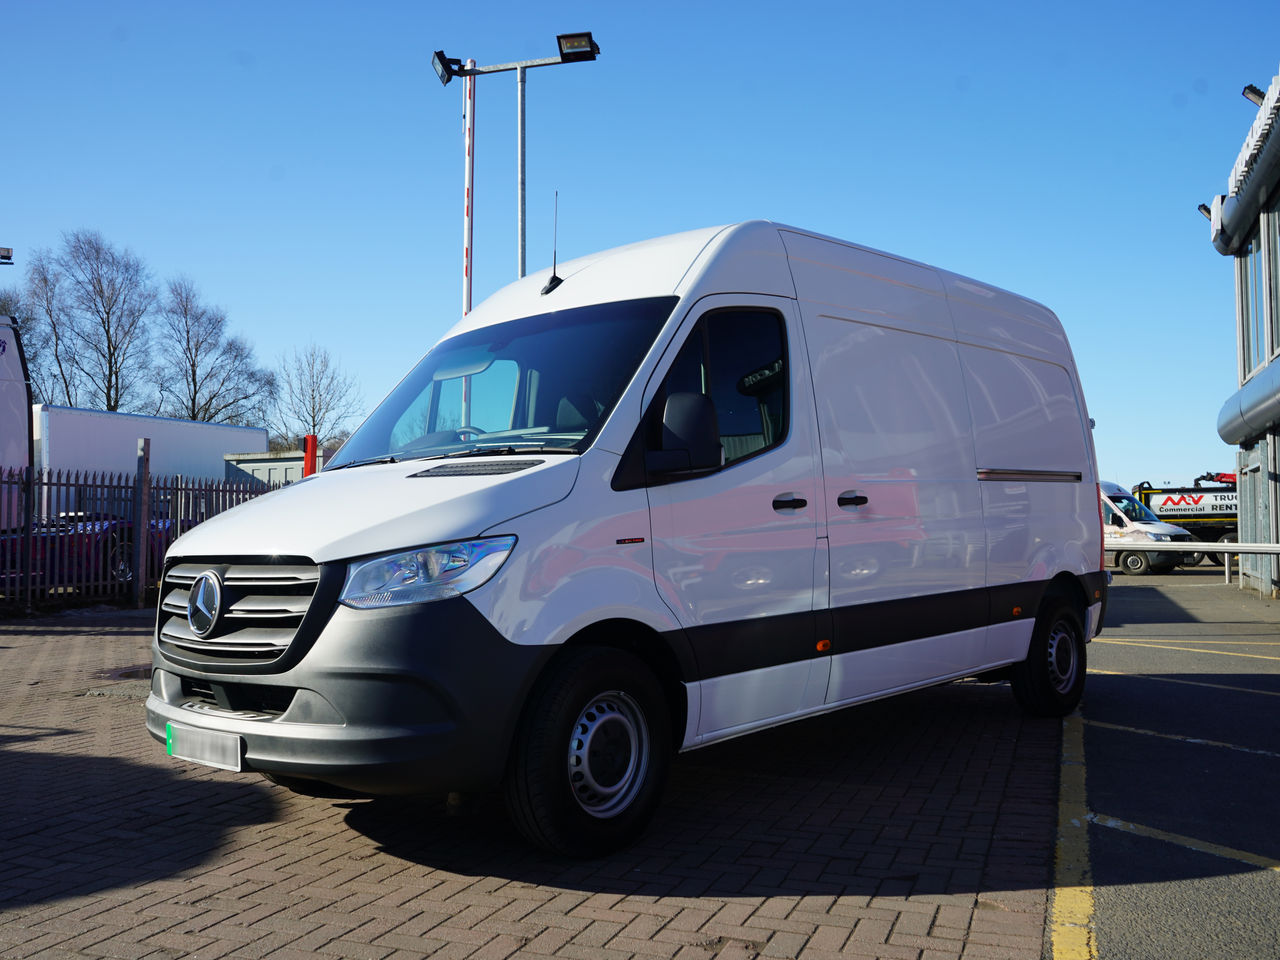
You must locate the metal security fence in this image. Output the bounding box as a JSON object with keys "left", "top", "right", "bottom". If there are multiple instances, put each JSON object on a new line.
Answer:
{"left": 0, "top": 466, "right": 275, "bottom": 613}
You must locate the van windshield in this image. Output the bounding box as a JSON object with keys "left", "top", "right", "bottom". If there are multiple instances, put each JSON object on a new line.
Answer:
{"left": 329, "top": 296, "right": 679, "bottom": 469}
{"left": 1104, "top": 492, "right": 1160, "bottom": 525}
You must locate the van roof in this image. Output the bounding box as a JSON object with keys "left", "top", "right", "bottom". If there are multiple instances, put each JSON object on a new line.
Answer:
{"left": 445, "top": 221, "right": 1066, "bottom": 359}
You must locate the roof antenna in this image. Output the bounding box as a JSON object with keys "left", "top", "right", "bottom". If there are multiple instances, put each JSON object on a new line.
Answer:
{"left": 540, "top": 190, "right": 563, "bottom": 295}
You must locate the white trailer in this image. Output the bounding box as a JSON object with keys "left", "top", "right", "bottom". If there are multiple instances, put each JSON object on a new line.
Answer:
{"left": 32, "top": 405, "right": 268, "bottom": 479}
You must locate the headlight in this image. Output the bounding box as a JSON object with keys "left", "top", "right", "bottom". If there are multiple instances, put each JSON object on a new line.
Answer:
{"left": 339, "top": 536, "right": 516, "bottom": 609}
{"left": 1149, "top": 534, "right": 1170, "bottom": 542}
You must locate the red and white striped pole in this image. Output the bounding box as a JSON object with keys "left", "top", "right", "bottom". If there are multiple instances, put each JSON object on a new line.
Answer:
{"left": 462, "top": 59, "right": 476, "bottom": 315}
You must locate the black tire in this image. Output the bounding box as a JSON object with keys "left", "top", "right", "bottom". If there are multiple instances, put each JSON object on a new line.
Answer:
{"left": 1010, "top": 595, "right": 1087, "bottom": 717}
{"left": 1119, "top": 551, "right": 1150, "bottom": 575}
{"left": 504, "top": 647, "right": 672, "bottom": 857}
{"left": 105, "top": 538, "right": 134, "bottom": 583}
{"left": 1208, "top": 532, "right": 1236, "bottom": 566}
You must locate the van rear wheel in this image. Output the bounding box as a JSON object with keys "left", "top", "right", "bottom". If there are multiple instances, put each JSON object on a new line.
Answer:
{"left": 1010, "top": 595, "right": 1086, "bottom": 717}
{"left": 504, "top": 647, "right": 671, "bottom": 857}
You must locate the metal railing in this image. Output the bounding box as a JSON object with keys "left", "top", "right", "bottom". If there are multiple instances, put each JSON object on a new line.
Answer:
{"left": 1107, "top": 539, "right": 1278, "bottom": 587}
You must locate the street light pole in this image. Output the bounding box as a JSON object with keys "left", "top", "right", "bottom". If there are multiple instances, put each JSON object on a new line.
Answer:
{"left": 517, "top": 64, "right": 526, "bottom": 280}
{"left": 463, "top": 59, "right": 476, "bottom": 315}
{"left": 433, "top": 34, "right": 600, "bottom": 315}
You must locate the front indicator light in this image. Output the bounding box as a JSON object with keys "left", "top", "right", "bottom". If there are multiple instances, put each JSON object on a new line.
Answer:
{"left": 340, "top": 536, "right": 516, "bottom": 609}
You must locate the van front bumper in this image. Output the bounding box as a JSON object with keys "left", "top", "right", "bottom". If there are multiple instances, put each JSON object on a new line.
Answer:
{"left": 145, "top": 597, "right": 554, "bottom": 796}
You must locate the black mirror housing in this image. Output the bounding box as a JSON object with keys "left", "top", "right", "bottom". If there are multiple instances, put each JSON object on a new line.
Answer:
{"left": 646, "top": 392, "right": 721, "bottom": 475}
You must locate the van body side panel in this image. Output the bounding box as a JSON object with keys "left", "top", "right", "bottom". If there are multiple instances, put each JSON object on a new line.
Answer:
{"left": 961, "top": 344, "right": 1098, "bottom": 591}
{"left": 778, "top": 231, "right": 956, "bottom": 339}
{"left": 942, "top": 275, "right": 1071, "bottom": 362}
{"left": 799, "top": 312, "right": 987, "bottom": 697}
{"left": 468, "top": 449, "right": 684, "bottom": 649}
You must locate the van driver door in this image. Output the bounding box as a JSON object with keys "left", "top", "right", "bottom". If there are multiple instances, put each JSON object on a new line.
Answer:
{"left": 642, "top": 296, "right": 828, "bottom": 743}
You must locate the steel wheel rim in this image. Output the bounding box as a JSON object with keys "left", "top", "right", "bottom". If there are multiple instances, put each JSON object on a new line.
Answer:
{"left": 567, "top": 690, "right": 649, "bottom": 819}
{"left": 1045, "top": 620, "right": 1079, "bottom": 694}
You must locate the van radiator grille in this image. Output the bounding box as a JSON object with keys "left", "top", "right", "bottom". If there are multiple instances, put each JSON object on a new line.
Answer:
{"left": 158, "top": 561, "right": 321, "bottom": 664}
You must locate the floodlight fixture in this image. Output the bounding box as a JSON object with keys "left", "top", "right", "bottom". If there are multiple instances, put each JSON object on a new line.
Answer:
{"left": 433, "top": 50, "right": 461, "bottom": 86}
{"left": 556, "top": 32, "right": 599, "bottom": 63}
{"left": 1198, "top": 203, "right": 1212, "bottom": 221}
{"left": 0, "top": 247, "right": 12, "bottom": 266}
{"left": 1243, "top": 84, "right": 1266, "bottom": 106}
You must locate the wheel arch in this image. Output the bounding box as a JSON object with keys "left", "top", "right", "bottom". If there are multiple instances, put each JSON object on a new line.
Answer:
{"left": 537, "top": 618, "right": 691, "bottom": 752}
{"left": 1037, "top": 572, "right": 1091, "bottom": 636}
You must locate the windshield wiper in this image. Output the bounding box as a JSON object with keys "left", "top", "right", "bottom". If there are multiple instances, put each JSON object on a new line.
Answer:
{"left": 334, "top": 455, "right": 400, "bottom": 470}
{"left": 437, "top": 444, "right": 581, "bottom": 459}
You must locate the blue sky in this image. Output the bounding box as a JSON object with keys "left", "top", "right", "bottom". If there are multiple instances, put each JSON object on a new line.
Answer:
{"left": 4, "top": 1, "right": 1277, "bottom": 486}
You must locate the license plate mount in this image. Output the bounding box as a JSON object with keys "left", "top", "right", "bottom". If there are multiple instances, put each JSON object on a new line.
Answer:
{"left": 166, "top": 721, "right": 243, "bottom": 772}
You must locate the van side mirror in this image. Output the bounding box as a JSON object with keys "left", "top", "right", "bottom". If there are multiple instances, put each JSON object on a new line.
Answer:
{"left": 1110, "top": 515, "right": 1126, "bottom": 528}
{"left": 645, "top": 392, "right": 722, "bottom": 475}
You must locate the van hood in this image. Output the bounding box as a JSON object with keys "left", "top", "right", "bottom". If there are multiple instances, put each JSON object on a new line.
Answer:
{"left": 1106, "top": 519, "right": 1190, "bottom": 539}
{"left": 167, "top": 456, "right": 580, "bottom": 563}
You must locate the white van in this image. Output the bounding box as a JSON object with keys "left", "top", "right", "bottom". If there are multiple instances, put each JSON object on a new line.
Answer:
{"left": 1, "top": 317, "right": 34, "bottom": 532}
{"left": 146, "top": 222, "right": 1106, "bottom": 856}
{"left": 1099, "top": 480, "right": 1193, "bottom": 575}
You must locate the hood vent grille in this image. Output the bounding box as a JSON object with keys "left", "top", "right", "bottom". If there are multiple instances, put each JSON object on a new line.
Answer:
{"left": 411, "top": 460, "right": 543, "bottom": 477}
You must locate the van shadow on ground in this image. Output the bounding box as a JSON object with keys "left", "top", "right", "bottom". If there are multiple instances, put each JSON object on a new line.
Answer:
{"left": 345, "top": 681, "right": 1063, "bottom": 898}
{"left": 0, "top": 723, "right": 276, "bottom": 909}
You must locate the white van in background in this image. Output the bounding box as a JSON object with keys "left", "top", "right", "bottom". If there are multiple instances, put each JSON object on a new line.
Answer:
{"left": 146, "top": 222, "right": 1106, "bottom": 856}
{"left": 1100, "top": 480, "right": 1194, "bottom": 575}
{"left": 1, "top": 317, "right": 34, "bottom": 532}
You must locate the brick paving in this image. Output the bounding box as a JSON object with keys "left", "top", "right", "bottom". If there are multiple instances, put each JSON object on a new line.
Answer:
{"left": 0, "top": 609, "right": 1059, "bottom": 959}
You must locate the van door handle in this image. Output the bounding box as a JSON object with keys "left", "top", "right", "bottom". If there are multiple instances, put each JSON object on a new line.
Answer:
{"left": 772, "top": 495, "right": 807, "bottom": 512}
{"left": 838, "top": 492, "right": 869, "bottom": 508}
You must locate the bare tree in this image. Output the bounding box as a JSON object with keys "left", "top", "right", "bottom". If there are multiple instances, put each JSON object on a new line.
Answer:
{"left": 273, "top": 343, "right": 362, "bottom": 448}
{"left": 56, "top": 230, "right": 156, "bottom": 411}
{"left": 20, "top": 251, "right": 83, "bottom": 406}
{"left": 154, "top": 277, "right": 276, "bottom": 425}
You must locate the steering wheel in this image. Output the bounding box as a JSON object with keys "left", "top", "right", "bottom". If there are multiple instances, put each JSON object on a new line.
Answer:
{"left": 455, "top": 425, "right": 485, "bottom": 438}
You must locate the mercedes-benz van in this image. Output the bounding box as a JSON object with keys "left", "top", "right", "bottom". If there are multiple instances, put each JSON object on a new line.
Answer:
{"left": 1100, "top": 480, "right": 1193, "bottom": 575}
{"left": 146, "top": 222, "right": 1106, "bottom": 856}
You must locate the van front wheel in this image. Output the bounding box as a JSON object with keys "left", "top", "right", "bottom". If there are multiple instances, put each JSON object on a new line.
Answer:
{"left": 504, "top": 647, "right": 672, "bottom": 857}
{"left": 1118, "top": 551, "right": 1151, "bottom": 575}
{"left": 1010, "top": 596, "right": 1086, "bottom": 717}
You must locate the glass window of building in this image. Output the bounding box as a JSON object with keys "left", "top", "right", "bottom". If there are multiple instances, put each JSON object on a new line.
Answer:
{"left": 1239, "top": 233, "right": 1266, "bottom": 377}
{"left": 1268, "top": 194, "right": 1280, "bottom": 361}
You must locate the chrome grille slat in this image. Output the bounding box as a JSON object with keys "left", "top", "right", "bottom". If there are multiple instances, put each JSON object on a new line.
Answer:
{"left": 158, "top": 559, "right": 320, "bottom": 663}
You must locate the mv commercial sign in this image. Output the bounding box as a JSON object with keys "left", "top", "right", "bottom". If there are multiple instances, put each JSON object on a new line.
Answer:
{"left": 1149, "top": 490, "right": 1239, "bottom": 518}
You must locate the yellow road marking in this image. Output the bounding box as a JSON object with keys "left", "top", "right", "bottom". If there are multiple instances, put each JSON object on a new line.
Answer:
{"left": 1052, "top": 712, "right": 1095, "bottom": 959}
{"left": 1086, "top": 813, "right": 1280, "bottom": 872}
{"left": 1083, "top": 719, "right": 1280, "bottom": 760}
{"left": 1093, "top": 639, "right": 1280, "bottom": 662}
{"left": 1089, "top": 669, "right": 1280, "bottom": 698}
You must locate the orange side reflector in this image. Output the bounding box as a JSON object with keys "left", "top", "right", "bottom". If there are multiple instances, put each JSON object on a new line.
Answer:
{"left": 1012, "top": 606, "right": 1023, "bottom": 617}
{"left": 816, "top": 639, "right": 831, "bottom": 652}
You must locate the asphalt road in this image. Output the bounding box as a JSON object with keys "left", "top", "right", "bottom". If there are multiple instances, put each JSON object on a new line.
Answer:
{"left": 1073, "top": 564, "right": 1280, "bottom": 960}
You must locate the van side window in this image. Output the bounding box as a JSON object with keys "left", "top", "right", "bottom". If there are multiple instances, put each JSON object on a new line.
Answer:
{"left": 661, "top": 309, "right": 788, "bottom": 467}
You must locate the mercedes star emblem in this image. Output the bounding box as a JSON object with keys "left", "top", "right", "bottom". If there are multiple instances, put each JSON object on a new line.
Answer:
{"left": 187, "top": 571, "right": 222, "bottom": 638}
